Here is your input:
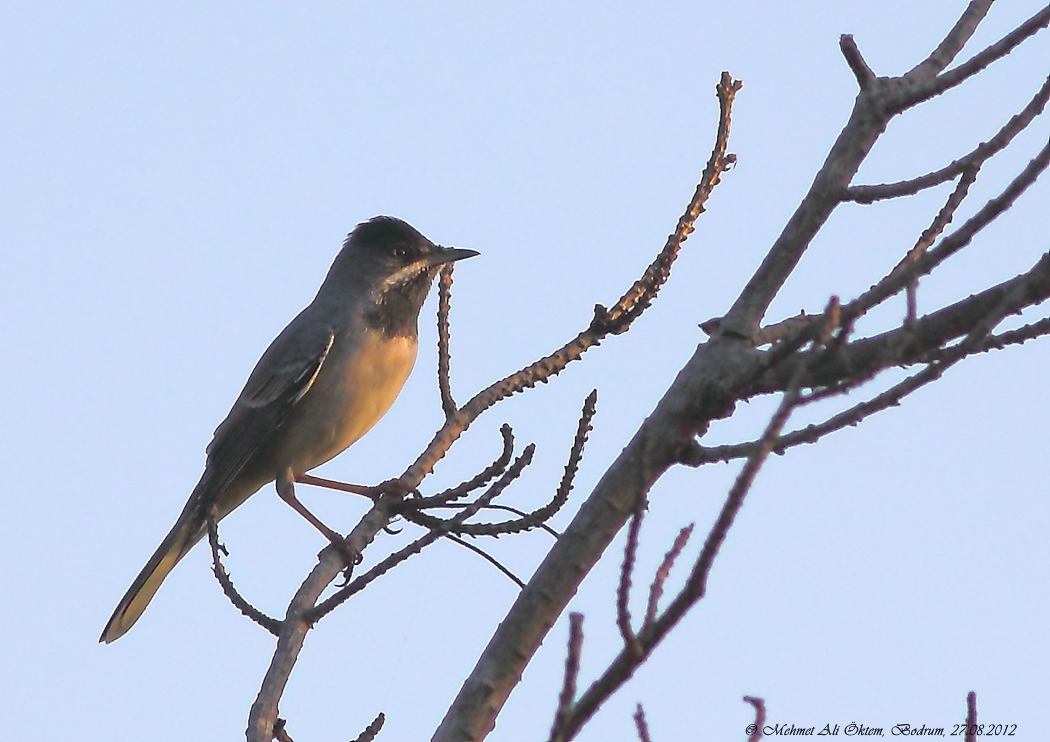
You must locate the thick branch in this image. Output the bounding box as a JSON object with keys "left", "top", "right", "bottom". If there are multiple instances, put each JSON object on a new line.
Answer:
{"left": 557, "top": 354, "right": 812, "bottom": 739}
{"left": 718, "top": 1, "right": 1043, "bottom": 337}
{"left": 247, "top": 502, "right": 394, "bottom": 742}
{"left": 750, "top": 249, "right": 1050, "bottom": 398}
{"left": 685, "top": 251, "right": 1050, "bottom": 466}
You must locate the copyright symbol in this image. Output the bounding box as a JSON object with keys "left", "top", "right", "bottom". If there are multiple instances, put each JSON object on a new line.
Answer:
{"left": 746, "top": 724, "right": 757, "bottom": 735}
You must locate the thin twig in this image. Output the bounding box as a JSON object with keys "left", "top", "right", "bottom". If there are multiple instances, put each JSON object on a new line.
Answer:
{"left": 273, "top": 718, "right": 295, "bottom": 742}
{"left": 965, "top": 692, "right": 977, "bottom": 742}
{"left": 308, "top": 447, "right": 536, "bottom": 621}
{"left": 905, "top": 166, "right": 980, "bottom": 322}
{"left": 405, "top": 75, "right": 738, "bottom": 489}
{"left": 846, "top": 75, "right": 1050, "bottom": 203}
{"left": 903, "top": 5, "right": 1050, "bottom": 108}
{"left": 444, "top": 534, "right": 526, "bottom": 589}
{"left": 633, "top": 704, "right": 653, "bottom": 742}
{"left": 352, "top": 713, "right": 385, "bottom": 742}
{"left": 905, "top": 0, "right": 993, "bottom": 81}
{"left": 205, "top": 508, "right": 282, "bottom": 636}
{"left": 920, "top": 316, "right": 1050, "bottom": 361}
{"left": 846, "top": 139, "right": 1050, "bottom": 322}
{"left": 839, "top": 35, "right": 875, "bottom": 89}
{"left": 428, "top": 503, "right": 561, "bottom": 538}
{"left": 644, "top": 524, "right": 694, "bottom": 627}
{"left": 404, "top": 391, "right": 596, "bottom": 536}
{"left": 402, "top": 424, "right": 515, "bottom": 509}
{"left": 437, "top": 264, "right": 457, "bottom": 419}
{"left": 549, "top": 613, "right": 585, "bottom": 742}
{"left": 744, "top": 696, "right": 766, "bottom": 742}
{"left": 616, "top": 493, "right": 645, "bottom": 652}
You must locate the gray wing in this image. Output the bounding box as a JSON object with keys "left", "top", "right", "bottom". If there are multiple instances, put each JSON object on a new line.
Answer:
{"left": 201, "top": 314, "right": 336, "bottom": 499}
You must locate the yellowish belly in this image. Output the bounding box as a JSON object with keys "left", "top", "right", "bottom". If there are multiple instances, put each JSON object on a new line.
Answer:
{"left": 278, "top": 329, "right": 418, "bottom": 474}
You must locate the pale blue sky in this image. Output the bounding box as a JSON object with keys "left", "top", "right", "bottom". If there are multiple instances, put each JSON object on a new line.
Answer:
{"left": 1, "top": 2, "right": 1048, "bottom": 740}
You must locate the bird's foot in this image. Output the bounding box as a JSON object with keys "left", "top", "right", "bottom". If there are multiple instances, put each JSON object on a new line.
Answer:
{"left": 326, "top": 537, "right": 362, "bottom": 587}
{"left": 295, "top": 474, "right": 417, "bottom": 501}
{"left": 368, "top": 478, "right": 418, "bottom": 499}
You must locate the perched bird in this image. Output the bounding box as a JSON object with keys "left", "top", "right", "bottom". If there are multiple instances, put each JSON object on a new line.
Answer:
{"left": 101, "top": 216, "right": 477, "bottom": 643}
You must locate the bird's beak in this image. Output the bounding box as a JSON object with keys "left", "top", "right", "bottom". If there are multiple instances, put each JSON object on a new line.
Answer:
{"left": 425, "top": 246, "right": 480, "bottom": 267}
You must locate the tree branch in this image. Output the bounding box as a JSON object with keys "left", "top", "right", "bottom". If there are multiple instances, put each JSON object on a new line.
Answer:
{"left": 431, "top": 73, "right": 743, "bottom": 742}
{"left": 438, "top": 264, "right": 458, "bottom": 419}
{"left": 845, "top": 74, "right": 1050, "bottom": 203}
{"left": 903, "top": 5, "right": 1050, "bottom": 108}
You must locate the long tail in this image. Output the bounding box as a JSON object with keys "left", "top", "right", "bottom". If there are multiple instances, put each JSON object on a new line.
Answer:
{"left": 99, "top": 492, "right": 210, "bottom": 644}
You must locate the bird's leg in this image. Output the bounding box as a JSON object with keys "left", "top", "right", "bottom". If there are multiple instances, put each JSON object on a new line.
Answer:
{"left": 296, "top": 473, "right": 416, "bottom": 500}
{"left": 295, "top": 473, "right": 380, "bottom": 500}
{"left": 275, "top": 469, "right": 360, "bottom": 573}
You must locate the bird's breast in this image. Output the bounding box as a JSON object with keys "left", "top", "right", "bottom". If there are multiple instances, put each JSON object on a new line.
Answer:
{"left": 277, "top": 328, "right": 419, "bottom": 473}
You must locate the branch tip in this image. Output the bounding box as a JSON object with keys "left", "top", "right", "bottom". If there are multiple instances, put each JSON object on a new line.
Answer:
{"left": 839, "top": 34, "right": 876, "bottom": 88}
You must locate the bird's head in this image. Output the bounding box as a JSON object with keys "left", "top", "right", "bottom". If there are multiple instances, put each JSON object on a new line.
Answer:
{"left": 326, "top": 216, "right": 477, "bottom": 337}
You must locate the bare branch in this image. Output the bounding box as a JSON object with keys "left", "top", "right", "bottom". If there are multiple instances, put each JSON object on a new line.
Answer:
{"left": 901, "top": 165, "right": 980, "bottom": 321}
{"left": 309, "top": 446, "right": 536, "bottom": 621}
{"left": 696, "top": 250, "right": 1050, "bottom": 466}
{"left": 206, "top": 508, "right": 281, "bottom": 637}
{"left": 429, "top": 502, "right": 562, "bottom": 538}
{"left": 904, "top": 5, "right": 1050, "bottom": 107}
{"left": 273, "top": 718, "right": 294, "bottom": 742}
{"left": 404, "top": 424, "right": 516, "bottom": 509}
{"left": 644, "top": 524, "right": 694, "bottom": 627}
{"left": 549, "top": 613, "right": 585, "bottom": 742}
{"left": 433, "top": 11, "right": 1040, "bottom": 732}
{"left": 839, "top": 35, "right": 876, "bottom": 89}
{"left": 965, "top": 691, "right": 978, "bottom": 742}
{"left": 905, "top": 0, "right": 994, "bottom": 81}
{"left": 559, "top": 357, "right": 811, "bottom": 739}
{"left": 719, "top": 64, "right": 886, "bottom": 335}
{"left": 921, "top": 316, "right": 1050, "bottom": 361}
{"left": 846, "top": 75, "right": 1050, "bottom": 203}
{"left": 352, "top": 713, "right": 386, "bottom": 742}
{"left": 752, "top": 312, "right": 816, "bottom": 346}
{"left": 633, "top": 704, "right": 653, "bottom": 742}
{"left": 408, "top": 75, "right": 738, "bottom": 490}
{"left": 437, "top": 264, "right": 457, "bottom": 418}
{"left": 744, "top": 696, "right": 766, "bottom": 742}
{"left": 847, "top": 139, "right": 1050, "bottom": 321}
{"left": 718, "top": 3, "right": 1044, "bottom": 338}
{"left": 444, "top": 534, "right": 525, "bottom": 589}
{"left": 433, "top": 72, "right": 750, "bottom": 734}
{"left": 616, "top": 494, "right": 645, "bottom": 652}
{"left": 405, "top": 391, "right": 596, "bottom": 536}
{"left": 247, "top": 501, "right": 396, "bottom": 742}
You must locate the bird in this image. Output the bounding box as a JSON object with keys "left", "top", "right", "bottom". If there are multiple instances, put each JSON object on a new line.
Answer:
{"left": 100, "top": 216, "right": 477, "bottom": 643}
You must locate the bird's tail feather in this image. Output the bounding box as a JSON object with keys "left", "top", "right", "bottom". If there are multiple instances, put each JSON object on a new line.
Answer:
{"left": 99, "top": 495, "right": 208, "bottom": 644}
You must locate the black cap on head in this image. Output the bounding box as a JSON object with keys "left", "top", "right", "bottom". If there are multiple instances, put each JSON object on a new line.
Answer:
{"left": 333, "top": 216, "right": 476, "bottom": 338}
